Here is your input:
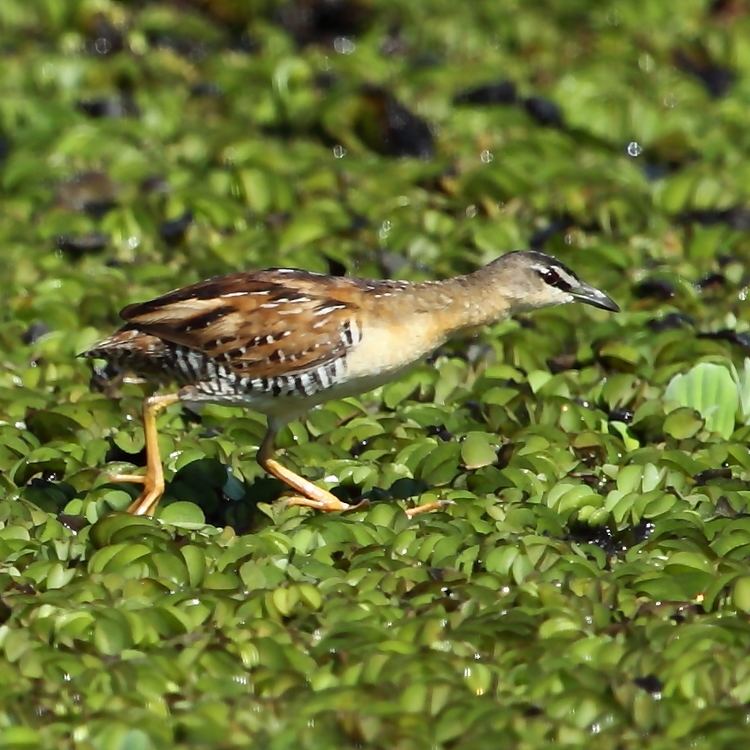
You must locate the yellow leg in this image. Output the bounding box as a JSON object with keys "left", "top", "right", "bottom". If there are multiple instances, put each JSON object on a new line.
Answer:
{"left": 107, "top": 393, "right": 180, "bottom": 516}
{"left": 107, "top": 473, "right": 146, "bottom": 484}
{"left": 257, "top": 422, "right": 450, "bottom": 517}
{"left": 258, "top": 424, "right": 352, "bottom": 512}
{"left": 404, "top": 500, "right": 453, "bottom": 518}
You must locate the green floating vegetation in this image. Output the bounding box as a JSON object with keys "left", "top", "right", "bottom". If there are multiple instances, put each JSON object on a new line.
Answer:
{"left": 2, "top": 0, "right": 750, "bottom": 747}
{"left": 665, "top": 360, "right": 750, "bottom": 439}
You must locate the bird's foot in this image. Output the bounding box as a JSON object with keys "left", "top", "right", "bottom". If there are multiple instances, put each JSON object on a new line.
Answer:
{"left": 126, "top": 480, "right": 165, "bottom": 516}
{"left": 105, "top": 470, "right": 164, "bottom": 516}
{"left": 107, "top": 473, "right": 146, "bottom": 485}
{"left": 405, "top": 499, "right": 454, "bottom": 518}
{"left": 282, "top": 493, "right": 353, "bottom": 513}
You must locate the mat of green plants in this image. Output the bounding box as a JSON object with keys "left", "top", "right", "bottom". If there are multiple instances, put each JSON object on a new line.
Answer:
{"left": 2, "top": 1, "right": 750, "bottom": 748}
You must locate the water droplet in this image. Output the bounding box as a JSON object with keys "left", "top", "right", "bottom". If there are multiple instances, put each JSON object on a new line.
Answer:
{"left": 480, "top": 149, "right": 494, "bottom": 164}
{"left": 94, "top": 38, "right": 111, "bottom": 55}
{"left": 378, "top": 219, "right": 392, "bottom": 241}
{"left": 638, "top": 53, "right": 655, "bottom": 73}
{"left": 626, "top": 141, "right": 642, "bottom": 157}
{"left": 332, "top": 144, "right": 347, "bottom": 159}
{"left": 333, "top": 36, "right": 355, "bottom": 55}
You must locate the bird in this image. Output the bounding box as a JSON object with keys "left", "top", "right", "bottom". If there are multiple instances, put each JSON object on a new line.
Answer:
{"left": 82, "top": 250, "right": 619, "bottom": 518}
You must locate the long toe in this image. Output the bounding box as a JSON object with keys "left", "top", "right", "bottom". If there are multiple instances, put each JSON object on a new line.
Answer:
{"left": 107, "top": 473, "right": 146, "bottom": 484}
{"left": 126, "top": 486, "right": 163, "bottom": 516}
{"left": 405, "top": 499, "right": 455, "bottom": 518}
{"left": 283, "top": 494, "right": 352, "bottom": 513}
{"left": 343, "top": 498, "right": 370, "bottom": 513}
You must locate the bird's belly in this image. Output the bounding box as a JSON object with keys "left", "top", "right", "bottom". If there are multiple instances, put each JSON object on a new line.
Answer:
{"left": 182, "top": 362, "right": 416, "bottom": 418}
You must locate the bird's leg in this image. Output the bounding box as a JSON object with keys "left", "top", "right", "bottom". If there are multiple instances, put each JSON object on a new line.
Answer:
{"left": 107, "top": 393, "right": 180, "bottom": 516}
{"left": 257, "top": 422, "right": 352, "bottom": 512}
{"left": 257, "top": 421, "right": 449, "bottom": 517}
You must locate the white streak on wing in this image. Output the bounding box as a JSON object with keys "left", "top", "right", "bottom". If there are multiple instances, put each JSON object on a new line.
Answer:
{"left": 274, "top": 296, "right": 311, "bottom": 303}
{"left": 315, "top": 304, "right": 346, "bottom": 315}
{"left": 220, "top": 291, "right": 249, "bottom": 298}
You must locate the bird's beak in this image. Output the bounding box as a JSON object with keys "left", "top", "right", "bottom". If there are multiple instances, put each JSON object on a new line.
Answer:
{"left": 572, "top": 281, "right": 620, "bottom": 312}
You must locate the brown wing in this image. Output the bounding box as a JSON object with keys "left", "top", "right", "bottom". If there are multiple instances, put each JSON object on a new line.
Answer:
{"left": 117, "top": 269, "right": 364, "bottom": 378}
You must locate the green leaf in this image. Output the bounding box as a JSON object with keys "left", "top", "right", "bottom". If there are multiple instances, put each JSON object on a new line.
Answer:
{"left": 665, "top": 362, "right": 738, "bottom": 439}
{"left": 663, "top": 407, "right": 703, "bottom": 439}
{"left": 460, "top": 432, "right": 497, "bottom": 469}
{"left": 159, "top": 502, "right": 206, "bottom": 528}
{"left": 180, "top": 545, "right": 207, "bottom": 587}
{"left": 733, "top": 577, "right": 750, "bottom": 613}
{"left": 418, "top": 443, "right": 460, "bottom": 486}
{"left": 89, "top": 514, "right": 158, "bottom": 548}
{"left": 93, "top": 615, "right": 132, "bottom": 656}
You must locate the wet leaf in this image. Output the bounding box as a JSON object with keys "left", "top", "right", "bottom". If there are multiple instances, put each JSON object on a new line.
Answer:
{"left": 460, "top": 432, "right": 497, "bottom": 469}
{"left": 665, "top": 362, "right": 738, "bottom": 439}
{"left": 159, "top": 502, "right": 206, "bottom": 529}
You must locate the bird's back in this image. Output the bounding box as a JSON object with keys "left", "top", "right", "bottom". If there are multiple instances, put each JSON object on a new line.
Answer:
{"left": 82, "top": 267, "right": 416, "bottom": 412}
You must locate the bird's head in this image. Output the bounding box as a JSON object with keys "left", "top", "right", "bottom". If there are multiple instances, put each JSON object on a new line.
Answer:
{"left": 489, "top": 250, "right": 620, "bottom": 314}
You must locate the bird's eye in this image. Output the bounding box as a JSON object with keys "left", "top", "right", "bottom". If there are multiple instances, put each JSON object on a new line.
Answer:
{"left": 536, "top": 266, "right": 573, "bottom": 292}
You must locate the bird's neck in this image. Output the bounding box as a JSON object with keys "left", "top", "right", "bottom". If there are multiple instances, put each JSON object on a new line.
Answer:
{"left": 405, "top": 266, "right": 519, "bottom": 336}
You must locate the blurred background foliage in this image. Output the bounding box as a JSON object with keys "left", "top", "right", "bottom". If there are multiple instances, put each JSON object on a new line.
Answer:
{"left": 2, "top": 0, "right": 750, "bottom": 747}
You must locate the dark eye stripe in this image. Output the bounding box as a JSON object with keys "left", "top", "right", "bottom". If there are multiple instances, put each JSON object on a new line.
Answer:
{"left": 538, "top": 267, "right": 573, "bottom": 292}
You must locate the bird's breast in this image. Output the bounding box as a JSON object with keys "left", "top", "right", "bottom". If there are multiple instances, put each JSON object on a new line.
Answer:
{"left": 342, "top": 315, "right": 446, "bottom": 381}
